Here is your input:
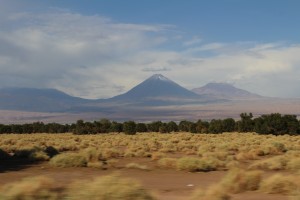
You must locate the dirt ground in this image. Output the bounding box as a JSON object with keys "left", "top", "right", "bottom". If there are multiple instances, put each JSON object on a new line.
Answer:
{"left": 0, "top": 159, "right": 289, "bottom": 200}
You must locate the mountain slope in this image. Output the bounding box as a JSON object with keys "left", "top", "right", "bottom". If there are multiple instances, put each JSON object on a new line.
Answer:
{"left": 0, "top": 88, "right": 89, "bottom": 112}
{"left": 106, "top": 74, "right": 206, "bottom": 106}
{"left": 192, "top": 83, "right": 262, "bottom": 100}
{"left": 112, "top": 74, "right": 200, "bottom": 100}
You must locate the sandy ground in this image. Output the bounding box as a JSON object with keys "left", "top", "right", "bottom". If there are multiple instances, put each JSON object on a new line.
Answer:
{"left": 1, "top": 98, "right": 300, "bottom": 124}
{"left": 0, "top": 160, "right": 289, "bottom": 200}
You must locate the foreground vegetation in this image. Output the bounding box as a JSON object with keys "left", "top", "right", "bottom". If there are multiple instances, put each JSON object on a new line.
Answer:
{"left": 1, "top": 132, "right": 300, "bottom": 199}
{"left": 0, "top": 113, "right": 299, "bottom": 135}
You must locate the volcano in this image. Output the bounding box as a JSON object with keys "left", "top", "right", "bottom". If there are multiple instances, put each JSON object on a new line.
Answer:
{"left": 192, "top": 82, "right": 262, "bottom": 100}
{"left": 111, "top": 74, "right": 199, "bottom": 102}
{"left": 110, "top": 74, "right": 200, "bottom": 105}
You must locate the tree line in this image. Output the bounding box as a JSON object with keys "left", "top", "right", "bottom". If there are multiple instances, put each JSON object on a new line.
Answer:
{"left": 0, "top": 113, "right": 299, "bottom": 135}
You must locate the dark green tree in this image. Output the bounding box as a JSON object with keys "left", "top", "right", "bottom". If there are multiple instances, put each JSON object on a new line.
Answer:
{"left": 159, "top": 123, "right": 169, "bottom": 133}
{"left": 209, "top": 119, "right": 223, "bottom": 133}
{"left": 167, "top": 121, "right": 178, "bottom": 132}
{"left": 123, "top": 121, "right": 136, "bottom": 135}
{"left": 237, "top": 113, "right": 254, "bottom": 132}
{"left": 147, "top": 121, "right": 162, "bottom": 132}
{"left": 222, "top": 118, "right": 236, "bottom": 132}
{"left": 136, "top": 123, "right": 148, "bottom": 132}
{"left": 178, "top": 120, "right": 193, "bottom": 132}
{"left": 195, "top": 120, "right": 209, "bottom": 133}
{"left": 110, "top": 121, "right": 123, "bottom": 133}
{"left": 99, "top": 118, "right": 111, "bottom": 133}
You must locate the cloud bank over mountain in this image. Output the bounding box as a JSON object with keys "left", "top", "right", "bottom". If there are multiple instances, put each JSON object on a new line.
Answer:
{"left": 1, "top": 1, "right": 300, "bottom": 98}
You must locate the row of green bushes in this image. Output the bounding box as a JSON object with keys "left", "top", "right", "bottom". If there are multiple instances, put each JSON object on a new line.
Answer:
{"left": 0, "top": 113, "right": 299, "bottom": 135}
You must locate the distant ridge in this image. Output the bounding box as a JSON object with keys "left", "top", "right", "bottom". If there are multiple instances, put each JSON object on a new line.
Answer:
{"left": 192, "top": 82, "right": 262, "bottom": 99}
{"left": 0, "top": 87, "right": 88, "bottom": 112}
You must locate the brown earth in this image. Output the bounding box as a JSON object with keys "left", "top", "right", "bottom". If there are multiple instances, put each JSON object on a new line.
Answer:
{"left": 0, "top": 159, "right": 289, "bottom": 200}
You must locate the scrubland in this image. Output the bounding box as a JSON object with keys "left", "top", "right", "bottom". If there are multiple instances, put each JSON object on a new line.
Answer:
{"left": 0, "top": 132, "right": 300, "bottom": 200}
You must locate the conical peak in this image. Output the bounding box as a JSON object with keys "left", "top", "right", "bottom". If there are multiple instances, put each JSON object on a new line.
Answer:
{"left": 111, "top": 73, "right": 199, "bottom": 100}
{"left": 149, "top": 74, "right": 170, "bottom": 82}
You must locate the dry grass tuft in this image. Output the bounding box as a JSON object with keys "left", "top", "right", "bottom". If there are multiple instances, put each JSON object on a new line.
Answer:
{"left": 151, "top": 152, "right": 166, "bottom": 161}
{"left": 101, "top": 148, "right": 122, "bottom": 159}
{"left": 189, "top": 185, "right": 231, "bottom": 200}
{"left": 87, "top": 161, "right": 104, "bottom": 169}
{"left": 287, "top": 158, "right": 300, "bottom": 170}
{"left": 29, "top": 150, "right": 50, "bottom": 161}
{"left": 220, "top": 168, "right": 262, "bottom": 193}
{"left": 126, "top": 163, "right": 149, "bottom": 170}
{"left": 0, "top": 176, "right": 58, "bottom": 200}
{"left": 176, "top": 157, "right": 217, "bottom": 172}
{"left": 248, "top": 156, "right": 288, "bottom": 170}
{"left": 67, "top": 174, "right": 155, "bottom": 200}
{"left": 49, "top": 153, "right": 87, "bottom": 167}
{"left": 157, "top": 158, "right": 177, "bottom": 169}
{"left": 289, "top": 191, "right": 300, "bottom": 200}
{"left": 260, "top": 174, "right": 298, "bottom": 195}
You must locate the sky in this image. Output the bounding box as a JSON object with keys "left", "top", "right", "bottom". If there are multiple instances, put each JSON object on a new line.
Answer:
{"left": 1, "top": 0, "right": 300, "bottom": 99}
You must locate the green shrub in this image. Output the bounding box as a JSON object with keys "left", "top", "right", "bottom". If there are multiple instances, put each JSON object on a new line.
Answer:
{"left": 49, "top": 153, "right": 87, "bottom": 167}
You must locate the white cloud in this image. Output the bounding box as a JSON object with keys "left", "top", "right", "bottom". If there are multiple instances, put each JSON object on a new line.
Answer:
{"left": 0, "top": 10, "right": 174, "bottom": 98}
{"left": 1, "top": 9, "right": 300, "bottom": 98}
{"left": 183, "top": 36, "right": 202, "bottom": 46}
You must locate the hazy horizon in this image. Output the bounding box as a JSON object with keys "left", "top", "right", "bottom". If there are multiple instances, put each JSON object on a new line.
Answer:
{"left": 1, "top": 0, "right": 300, "bottom": 99}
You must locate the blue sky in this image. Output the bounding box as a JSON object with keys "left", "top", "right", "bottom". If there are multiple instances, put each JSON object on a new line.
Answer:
{"left": 35, "top": 0, "right": 300, "bottom": 43}
{"left": 1, "top": 0, "right": 300, "bottom": 98}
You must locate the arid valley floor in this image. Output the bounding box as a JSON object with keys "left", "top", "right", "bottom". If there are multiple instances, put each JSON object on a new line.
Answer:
{"left": 1, "top": 132, "right": 299, "bottom": 199}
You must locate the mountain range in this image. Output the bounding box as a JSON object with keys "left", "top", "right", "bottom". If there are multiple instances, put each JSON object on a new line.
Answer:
{"left": 0, "top": 74, "right": 261, "bottom": 112}
{"left": 0, "top": 74, "right": 299, "bottom": 123}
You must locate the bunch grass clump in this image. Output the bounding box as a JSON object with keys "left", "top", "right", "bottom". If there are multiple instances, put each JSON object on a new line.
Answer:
{"left": 0, "top": 176, "right": 58, "bottom": 200}
{"left": 248, "top": 155, "right": 288, "bottom": 170}
{"left": 66, "top": 174, "right": 155, "bottom": 200}
{"left": 287, "top": 158, "right": 300, "bottom": 170}
{"left": 220, "top": 168, "right": 262, "bottom": 193}
{"left": 176, "top": 157, "right": 217, "bottom": 172}
{"left": 260, "top": 174, "right": 298, "bottom": 194}
{"left": 50, "top": 153, "right": 87, "bottom": 167}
